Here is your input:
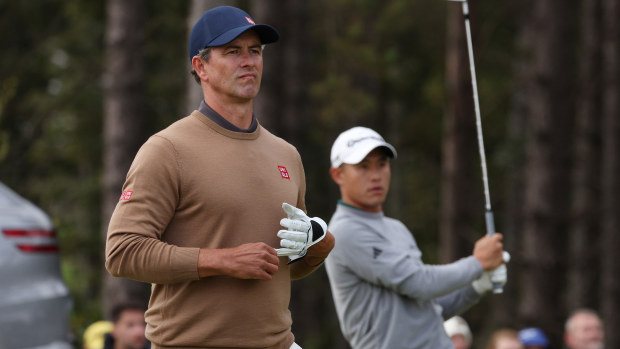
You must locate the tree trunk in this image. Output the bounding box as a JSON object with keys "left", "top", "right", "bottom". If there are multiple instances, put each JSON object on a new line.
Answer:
{"left": 600, "top": 0, "right": 620, "bottom": 347}
{"left": 253, "top": 1, "right": 308, "bottom": 144}
{"left": 252, "top": 1, "right": 284, "bottom": 132}
{"left": 184, "top": 0, "right": 234, "bottom": 115}
{"left": 102, "top": 0, "right": 150, "bottom": 319}
{"left": 493, "top": 0, "right": 532, "bottom": 332}
{"left": 519, "top": 0, "right": 576, "bottom": 346}
{"left": 567, "top": 0, "right": 602, "bottom": 310}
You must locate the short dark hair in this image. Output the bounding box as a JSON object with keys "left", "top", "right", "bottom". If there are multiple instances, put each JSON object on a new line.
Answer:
{"left": 190, "top": 47, "right": 212, "bottom": 84}
{"left": 110, "top": 301, "right": 147, "bottom": 323}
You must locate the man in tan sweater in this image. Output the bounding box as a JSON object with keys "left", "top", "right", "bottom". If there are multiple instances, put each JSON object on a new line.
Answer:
{"left": 105, "top": 6, "right": 334, "bottom": 349}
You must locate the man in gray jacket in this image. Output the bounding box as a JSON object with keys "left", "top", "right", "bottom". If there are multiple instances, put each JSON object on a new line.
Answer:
{"left": 325, "top": 126, "right": 508, "bottom": 349}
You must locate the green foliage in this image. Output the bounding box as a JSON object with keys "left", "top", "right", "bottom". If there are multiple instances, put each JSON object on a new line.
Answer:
{"left": 306, "top": 0, "right": 452, "bottom": 260}
{"left": 301, "top": 0, "right": 518, "bottom": 266}
{"left": 0, "top": 0, "right": 189, "bottom": 345}
{"left": 144, "top": 0, "right": 190, "bottom": 129}
{"left": 0, "top": 0, "right": 105, "bottom": 343}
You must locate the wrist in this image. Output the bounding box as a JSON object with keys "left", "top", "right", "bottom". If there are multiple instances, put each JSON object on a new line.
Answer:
{"left": 299, "top": 231, "right": 334, "bottom": 266}
{"left": 306, "top": 231, "right": 335, "bottom": 257}
{"left": 198, "top": 248, "right": 229, "bottom": 278}
{"left": 198, "top": 248, "right": 218, "bottom": 278}
{"left": 303, "top": 255, "right": 326, "bottom": 267}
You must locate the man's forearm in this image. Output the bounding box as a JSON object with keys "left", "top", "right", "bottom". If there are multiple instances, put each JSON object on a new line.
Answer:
{"left": 290, "top": 230, "right": 335, "bottom": 279}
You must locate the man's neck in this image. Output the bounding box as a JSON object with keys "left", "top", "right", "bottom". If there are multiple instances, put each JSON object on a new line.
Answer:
{"left": 203, "top": 96, "right": 253, "bottom": 130}
{"left": 338, "top": 199, "right": 383, "bottom": 213}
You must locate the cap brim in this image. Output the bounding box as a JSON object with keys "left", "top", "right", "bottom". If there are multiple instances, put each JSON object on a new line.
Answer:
{"left": 340, "top": 141, "right": 397, "bottom": 166}
{"left": 208, "top": 24, "right": 279, "bottom": 47}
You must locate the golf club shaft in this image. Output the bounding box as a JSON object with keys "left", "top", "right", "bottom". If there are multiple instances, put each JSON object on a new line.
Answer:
{"left": 459, "top": 0, "right": 503, "bottom": 293}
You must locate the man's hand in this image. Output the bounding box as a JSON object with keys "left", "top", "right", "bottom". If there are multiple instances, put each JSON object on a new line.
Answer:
{"left": 198, "top": 243, "right": 280, "bottom": 280}
{"left": 276, "top": 203, "right": 327, "bottom": 257}
{"left": 472, "top": 251, "right": 510, "bottom": 294}
{"left": 472, "top": 233, "right": 504, "bottom": 270}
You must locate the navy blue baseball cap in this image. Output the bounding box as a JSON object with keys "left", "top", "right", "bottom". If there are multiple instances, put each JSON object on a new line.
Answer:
{"left": 518, "top": 327, "right": 549, "bottom": 347}
{"left": 189, "top": 6, "right": 280, "bottom": 62}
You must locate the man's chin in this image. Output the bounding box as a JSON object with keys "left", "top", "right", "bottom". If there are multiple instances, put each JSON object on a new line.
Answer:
{"left": 360, "top": 200, "right": 384, "bottom": 212}
{"left": 130, "top": 341, "right": 147, "bottom": 349}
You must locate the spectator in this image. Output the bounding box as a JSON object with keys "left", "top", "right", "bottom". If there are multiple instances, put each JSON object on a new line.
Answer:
{"left": 564, "top": 308, "right": 604, "bottom": 349}
{"left": 83, "top": 321, "right": 113, "bottom": 349}
{"left": 444, "top": 316, "right": 473, "bottom": 349}
{"left": 518, "top": 327, "right": 549, "bottom": 349}
{"left": 486, "top": 329, "right": 524, "bottom": 349}
{"left": 103, "top": 302, "right": 149, "bottom": 349}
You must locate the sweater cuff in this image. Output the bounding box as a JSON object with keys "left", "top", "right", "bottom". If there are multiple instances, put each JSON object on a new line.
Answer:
{"left": 172, "top": 247, "right": 201, "bottom": 281}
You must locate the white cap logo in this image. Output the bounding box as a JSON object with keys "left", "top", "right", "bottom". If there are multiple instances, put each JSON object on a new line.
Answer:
{"left": 330, "top": 127, "right": 396, "bottom": 168}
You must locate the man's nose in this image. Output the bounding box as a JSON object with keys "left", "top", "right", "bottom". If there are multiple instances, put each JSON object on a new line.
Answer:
{"left": 369, "top": 166, "right": 382, "bottom": 179}
{"left": 240, "top": 50, "right": 257, "bottom": 66}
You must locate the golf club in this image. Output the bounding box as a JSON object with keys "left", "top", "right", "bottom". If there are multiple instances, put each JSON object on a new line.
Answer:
{"left": 449, "top": 0, "right": 503, "bottom": 293}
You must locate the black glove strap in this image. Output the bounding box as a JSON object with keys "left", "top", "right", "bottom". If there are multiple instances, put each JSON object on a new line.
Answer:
{"left": 310, "top": 220, "right": 325, "bottom": 241}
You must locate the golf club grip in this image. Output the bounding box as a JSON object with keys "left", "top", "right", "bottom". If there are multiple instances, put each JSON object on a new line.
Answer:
{"left": 485, "top": 210, "right": 503, "bottom": 293}
{"left": 485, "top": 210, "right": 495, "bottom": 237}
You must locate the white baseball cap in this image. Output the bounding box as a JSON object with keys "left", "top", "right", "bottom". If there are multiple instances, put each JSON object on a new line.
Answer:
{"left": 330, "top": 126, "right": 397, "bottom": 168}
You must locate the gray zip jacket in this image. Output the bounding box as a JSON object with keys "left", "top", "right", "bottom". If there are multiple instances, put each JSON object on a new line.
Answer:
{"left": 325, "top": 202, "right": 484, "bottom": 349}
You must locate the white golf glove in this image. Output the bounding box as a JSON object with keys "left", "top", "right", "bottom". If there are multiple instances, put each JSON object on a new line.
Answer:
{"left": 276, "top": 203, "right": 327, "bottom": 257}
{"left": 473, "top": 251, "right": 510, "bottom": 294}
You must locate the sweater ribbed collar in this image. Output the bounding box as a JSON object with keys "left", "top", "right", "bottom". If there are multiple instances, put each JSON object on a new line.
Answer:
{"left": 198, "top": 100, "right": 258, "bottom": 133}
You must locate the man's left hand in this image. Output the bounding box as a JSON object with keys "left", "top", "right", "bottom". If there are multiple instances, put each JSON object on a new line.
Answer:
{"left": 276, "top": 203, "right": 327, "bottom": 257}
{"left": 472, "top": 251, "right": 510, "bottom": 294}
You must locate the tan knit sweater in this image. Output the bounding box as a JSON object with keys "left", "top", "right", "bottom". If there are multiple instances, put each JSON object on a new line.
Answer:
{"left": 105, "top": 111, "right": 306, "bottom": 348}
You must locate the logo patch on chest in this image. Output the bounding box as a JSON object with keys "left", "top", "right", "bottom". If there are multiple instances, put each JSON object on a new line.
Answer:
{"left": 119, "top": 190, "right": 133, "bottom": 201}
{"left": 278, "top": 166, "right": 290, "bottom": 179}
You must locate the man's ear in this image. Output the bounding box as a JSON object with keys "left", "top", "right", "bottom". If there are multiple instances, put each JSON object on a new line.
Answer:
{"left": 329, "top": 166, "right": 343, "bottom": 185}
{"left": 191, "top": 56, "right": 208, "bottom": 81}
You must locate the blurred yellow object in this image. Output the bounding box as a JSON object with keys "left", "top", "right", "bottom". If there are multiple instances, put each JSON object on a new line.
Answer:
{"left": 83, "top": 320, "right": 113, "bottom": 349}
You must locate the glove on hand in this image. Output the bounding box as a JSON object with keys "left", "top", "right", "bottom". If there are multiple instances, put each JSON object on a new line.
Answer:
{"left": 276, "top": 203, "right": 327, "bottom": 257}
{"left": 472, "top": 251, "right": 510, "bottom": 294}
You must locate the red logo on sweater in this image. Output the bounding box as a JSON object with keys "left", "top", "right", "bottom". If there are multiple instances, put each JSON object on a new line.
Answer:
{"left": 278, "top": 166, "right": 290, "bottom": 179}
{"left": 119, "top": 190, "right": 133, "bottom": 201}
